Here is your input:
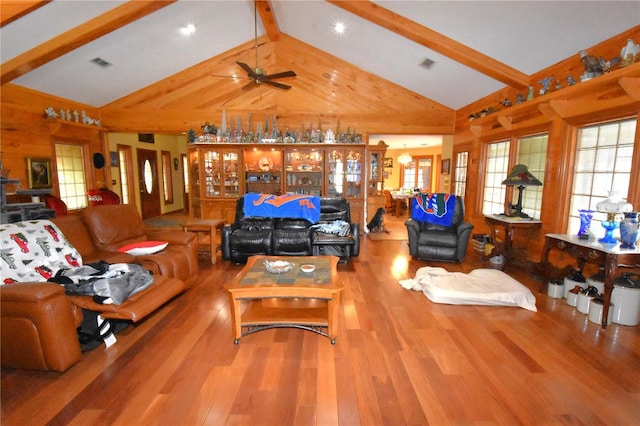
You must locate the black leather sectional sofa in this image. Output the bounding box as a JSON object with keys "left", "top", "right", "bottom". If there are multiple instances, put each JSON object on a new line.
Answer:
{"left": 221, "top": 196, "right": 360, "bottom": 264}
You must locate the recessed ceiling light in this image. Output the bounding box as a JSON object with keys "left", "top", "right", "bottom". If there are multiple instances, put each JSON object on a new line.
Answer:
{"left": 180, "top": 23, "right": 196, "bottom": 36}
{"left": 333, "top": 21, "right": 346, "bottom": 34}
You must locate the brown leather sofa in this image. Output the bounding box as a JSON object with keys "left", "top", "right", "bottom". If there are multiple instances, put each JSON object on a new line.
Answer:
{"left": 0, "top": 205, "right": 198, "bottom": 372}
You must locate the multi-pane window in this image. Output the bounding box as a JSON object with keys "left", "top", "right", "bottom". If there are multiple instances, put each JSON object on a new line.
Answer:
{"left": 482, "top": 141, "right": 510, "bottom": 215}
{"left": 568, "top": 118, "right": 636, "bottom": 234}
{"left": 516, "top": 134, "right": 548, "bottom": 219}
{"left": 453, "top": 151, "right": 468, "bottom": 197}
{"left": 118, "top": 147, "right": 131, "bottom": 204}
{"left": 401, "top": 157, "right": 432, "bottom": 190}
{"left": 161, "top": 151, "right": 174, "bottom": 204}
{"left": 55, "top": 144, "right": 87, "bottom": 210}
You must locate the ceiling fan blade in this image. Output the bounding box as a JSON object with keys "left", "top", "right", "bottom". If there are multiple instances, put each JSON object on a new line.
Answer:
{"left": 236, "top": 61, "right": 258, "bottom": 78}
{"left": 211, "top": 74, "right": 250, "bottom": 80}
{"left": 241, "top": 81, "right": 258, "bottom": 91}
{"left": 262, "top": 80, "right": 292, "bottom": 90}
{"left": 262, "top": 70, "right": 297, "bottom": 80}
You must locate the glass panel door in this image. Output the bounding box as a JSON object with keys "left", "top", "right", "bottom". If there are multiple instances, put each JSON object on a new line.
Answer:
{"left": 222, "top": 151, "right": 239, "bottom": 197}
{"left": 326, "top": 148, "right": 345, "bottom": 197}
{"left": 285, "top": 148, "right": 323, "bottom": 195}
{"left": 345, "top": 149, "right": 362, "bottom": 198}
{"left": 203, "top": 150, "right": 220, "bottom": 197}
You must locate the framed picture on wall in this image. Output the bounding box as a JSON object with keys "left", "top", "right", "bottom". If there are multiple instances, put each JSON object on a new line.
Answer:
{"left": 441, "top": 159, "right": 451, "bottom": 175}
{"left": 384, "top": 157, "right": 393, "bottom": 168}
{"left": 27, "top": 157, "right": 52, "bottom": 189}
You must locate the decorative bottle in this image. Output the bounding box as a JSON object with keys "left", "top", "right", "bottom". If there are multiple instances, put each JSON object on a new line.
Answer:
{"left": 620, "top": 212, "right": 639, "bottom": 249}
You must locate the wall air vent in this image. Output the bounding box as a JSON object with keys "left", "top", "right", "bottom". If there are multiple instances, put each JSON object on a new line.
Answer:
{"left": 420, "top": 58, "right": 435, "bottom": 70}
{"left": 90, "top": 57, "right": 112, "bottom": 68}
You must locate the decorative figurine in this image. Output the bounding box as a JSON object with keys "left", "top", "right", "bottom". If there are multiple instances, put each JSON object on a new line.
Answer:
{"left": 526, "top": 85, "right": 534, "bottom": 101}
{"left": 44, "top": 107, "right": 58, "bottom": 118}
{"left": 599, "top": 56, "right": 620, "bottom": 73}
{"left": 187, "top": 129, "right": 196, "bottom": 143}
{"left": 73, "top": 110, "right": 79, "bottom": 122}
{"left": 555, "top": 79, "right": 563, "bottom": 90}
{"left": 60, "top": 108, "right": 66, "bottom": 120}
{"left": 567, "top": 75, "right": 576, "bottom": 86}
{"left": 516, "top": 93, "right": 525, "bottom": 104}
{"left": 620, "top": 38, "right": 640, "bottom": 67}
{"left": 579, "top": 50, "right": 602, "bottom": 81}
{"left": 538, "top": 77, "right": 554, "bottom": 95}
{"left": 500, "top": 98, "right": 512, "bottom": 107}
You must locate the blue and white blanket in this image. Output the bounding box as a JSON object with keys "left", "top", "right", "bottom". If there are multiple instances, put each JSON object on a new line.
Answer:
{"left": 244, "top": 194, "right": 321, "bottom": 223}
{"left": 411, "top": 193, "right": 456, "bottom": 226}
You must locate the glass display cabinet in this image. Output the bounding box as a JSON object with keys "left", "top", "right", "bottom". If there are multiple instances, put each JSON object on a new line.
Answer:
{"left": 326, "top": 147, "right": 363, "bottom": 199}
{"left": 284, "top": 148, "right": 323, "bottom": 195}
{"left": 244, "top": 148, "right": 283, "bottom": 195}
{"left": 202, "top": 149, "right": 240, "bottom": 197}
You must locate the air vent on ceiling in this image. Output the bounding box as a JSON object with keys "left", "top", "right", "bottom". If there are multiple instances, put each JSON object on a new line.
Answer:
{"left": 420, "top": 58, "right": 435, "bottom": 70}
{"left": 90, "top": 57, "right": 112, "bottom": 68}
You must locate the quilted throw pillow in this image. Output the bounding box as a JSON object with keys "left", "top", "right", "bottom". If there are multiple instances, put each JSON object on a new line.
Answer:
{"left": 0, "top": 220, "right": 83, "bottom": 284}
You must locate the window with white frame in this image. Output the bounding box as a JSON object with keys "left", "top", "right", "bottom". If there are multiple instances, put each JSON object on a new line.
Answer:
{"left": 482, "top": 141, "right": 510, "bottom": 215}
{"left": 568, "top": 118, "right": 636, "bottom": 235}
{"left": 117, "top": 146, "right": 131, "bottom": 204}
{"left": 55, "top": 144, "right": 87, "bottom": 210}
{"left": 516, "top": 134, "right": 548, "bottom": 219}
{"left": 453, "top": 151, "right": 468, "bottom": 197}
{"left": 401, "top": 157, "right": 432, "bottom": 190}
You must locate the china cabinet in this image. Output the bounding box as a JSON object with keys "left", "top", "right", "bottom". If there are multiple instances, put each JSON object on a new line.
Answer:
{"left": 188, "top": 142, "right": 371, "bottom": 228}
{"left": 285, "top": 148, "right": 323, "bottom": 195}
{"left": 188, "top": 146, "right": 241, "bottom": 222}
{"left": 366, "top": 140, "right": 388, "bottom": 222}
{"left": 244, "top": 147, "right": 283, "bottom": 195}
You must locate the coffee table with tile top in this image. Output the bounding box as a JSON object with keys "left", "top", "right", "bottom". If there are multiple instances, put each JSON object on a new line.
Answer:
{"left": 182, "top": 218, "right": 225, "bottom": 264}
{"left": 225, "top": 255, "right": 343, "bottom": 344}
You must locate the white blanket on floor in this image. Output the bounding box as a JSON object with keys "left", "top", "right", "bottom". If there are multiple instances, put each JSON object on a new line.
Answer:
{"left": 399, "top": 267, "right": 537, "bottom": 312}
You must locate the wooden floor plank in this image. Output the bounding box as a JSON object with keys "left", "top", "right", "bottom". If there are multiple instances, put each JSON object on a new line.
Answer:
{"left": 2, "top": 214, "right": 639, "bottom": 425}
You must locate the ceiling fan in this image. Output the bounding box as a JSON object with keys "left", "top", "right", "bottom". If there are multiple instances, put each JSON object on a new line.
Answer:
{"left": 213, "top": 1, "right": 296, "bottom": 90}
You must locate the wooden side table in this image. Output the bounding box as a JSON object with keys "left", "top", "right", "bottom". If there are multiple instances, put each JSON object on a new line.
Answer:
{"left": 484, "top": 215, "right": 542, "bottom": 265}
{"left": 182, "top": 219, "right": 225, "bottom": 264}
{"left": 542, "top": 234, "right": 640, "bottom": 328}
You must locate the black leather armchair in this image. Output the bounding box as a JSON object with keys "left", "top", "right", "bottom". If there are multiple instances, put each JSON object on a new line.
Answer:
{"left": 405, "top": 195, "right": 473, "bottom": 262}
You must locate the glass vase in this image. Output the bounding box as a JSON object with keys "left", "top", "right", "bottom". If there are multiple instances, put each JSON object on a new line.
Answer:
{"left": 620, "top": 212, "right": 639, "bottom": 249}
{"left": 578, "top": 209, "right": 594, "bottom": 239}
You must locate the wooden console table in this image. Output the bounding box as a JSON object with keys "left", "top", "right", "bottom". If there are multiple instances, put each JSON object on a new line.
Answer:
{"left": 542, "top": 234, "right": 640, "bottom": 328}
{"left": 484, "top": 215, "right": 542, "bottom": 265}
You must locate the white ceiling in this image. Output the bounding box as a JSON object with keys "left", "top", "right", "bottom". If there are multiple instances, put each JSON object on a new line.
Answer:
{"left": 2, "top": 0, "right": 638, "bottom": 150}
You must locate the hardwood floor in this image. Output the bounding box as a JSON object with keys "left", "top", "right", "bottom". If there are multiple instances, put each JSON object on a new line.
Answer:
{"left": 2, "top": 214, "right": 639, "bottom": 425}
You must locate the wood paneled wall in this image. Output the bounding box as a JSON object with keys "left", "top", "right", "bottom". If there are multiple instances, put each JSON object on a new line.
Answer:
{"left": 454, "top": 25, "right": 640, "bottom": 267}
{"left": 0, "top": 85, "right": 108, "bottom": 194}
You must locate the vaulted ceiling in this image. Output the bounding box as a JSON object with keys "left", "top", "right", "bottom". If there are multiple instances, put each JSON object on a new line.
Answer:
{"left": 1, "top": 1, "right": 638, "bottom": 137}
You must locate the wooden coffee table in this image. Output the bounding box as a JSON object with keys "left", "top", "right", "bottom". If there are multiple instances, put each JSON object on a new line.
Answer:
{"left": 225, "top": 255, "right": 343, "bottom": 344}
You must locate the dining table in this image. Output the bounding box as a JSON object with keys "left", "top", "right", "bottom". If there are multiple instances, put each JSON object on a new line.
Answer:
{"left": 390, "top": 191, "right": 414, "bottom": 216}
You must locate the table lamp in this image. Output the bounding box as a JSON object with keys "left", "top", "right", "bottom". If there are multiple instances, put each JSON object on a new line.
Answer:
{"left": 501, "top": 164, "right": 542, "bottom": 218}
{"left": 595, "top": 191, "right": 633, "bottom": 245}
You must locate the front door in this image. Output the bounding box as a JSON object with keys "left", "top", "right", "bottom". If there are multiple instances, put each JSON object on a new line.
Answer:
{"left": 137, "top": 148, "right": 161, "bottom": 219}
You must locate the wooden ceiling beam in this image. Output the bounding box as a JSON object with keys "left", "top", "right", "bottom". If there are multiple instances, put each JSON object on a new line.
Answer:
{"left": 0, "top": 0, "right": 48, "bottom": 27}
{"left": 1, "top": 0, "right": 176, "bottom": 85}
{"left": 328, "top": 0, "right": 530, "bottom": 90}
{"left": 256, "top": 0, "right": 280, "bottom": 42}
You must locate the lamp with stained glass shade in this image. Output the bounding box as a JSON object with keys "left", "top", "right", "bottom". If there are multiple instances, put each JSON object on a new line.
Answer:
{"left": 501, "top": 164, "right": 543, "bottom": 219}
{"left": 595, "top": 191, "right": 633, "bottom": 245}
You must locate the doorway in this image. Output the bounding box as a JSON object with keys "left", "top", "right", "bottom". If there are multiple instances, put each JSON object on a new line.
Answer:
{"left": 137, "top": 148, "right": 161, "bottom": 219}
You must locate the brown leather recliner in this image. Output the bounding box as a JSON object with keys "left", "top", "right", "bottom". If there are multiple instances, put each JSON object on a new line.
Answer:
{"left": 1, "top": 205, "right": 198, "bottom": 372}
